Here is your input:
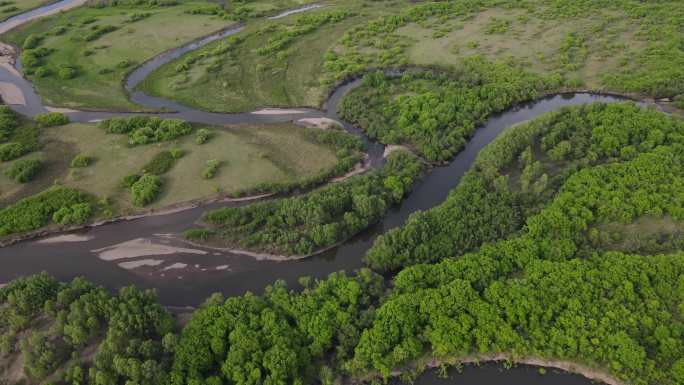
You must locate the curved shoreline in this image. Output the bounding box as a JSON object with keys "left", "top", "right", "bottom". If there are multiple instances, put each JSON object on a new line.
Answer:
{"left": 353, "top": 354, "right": 626, "bottom": 385}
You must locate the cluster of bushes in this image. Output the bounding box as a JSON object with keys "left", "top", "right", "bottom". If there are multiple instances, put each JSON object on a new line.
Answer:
{"left": 256, "top": 10, "right": 353, "bottom": 56}
{"left": 5, "top": 158, "right": 42, "bottom": 183}
{"left": 0, "top": 107, "right": 39, "bottom": 162}
{"left": 98, "top": 116, "right": 193, "bottom": 145}
{"left": 0, "top": 106, "right": 18, "bottom": 142}
{"left": 130, "top": 173, "right": 163, "bottom": 207}
{"left": 190, "top": 151, "right": 423, "bottom": 255}
{"left": 84, "top": 24, "right": 118, "bottom": 41}
{"left": 34, "top": 112, "right": 69, "bottom": 127}
{"left": 201, "top": 159, "right": 221, "bottom": 179}
{"left": 0, "top": 274, "right": 175, "bottom": 385}
{"left": 194, "top": 128, "right": 212, "bottom": 144}
{"left": 142, "top": 150, "right": 181, "bottom": 175}
{"left": 340, "top": 64, "right": 548, "bottom": 162}
{"left": 52, "top": 203, "right": 92, "bottom": 225}
{"left": 0, "top": 187, "right": 91, "bottom": 235}
{"left": 70, "top": 154, "right": 92, "bottom": 168}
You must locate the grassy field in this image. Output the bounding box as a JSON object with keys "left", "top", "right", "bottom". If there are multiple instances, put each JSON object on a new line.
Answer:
{"left": 140, "top": 1, "right": 392, "bottom": 112}
{"left": 142, "top": 0, "right": 684, "bottom": 113}
{"left": 0, "top": 121, "right": 340, "bottom": 214}
{"left": 0, "top": 0, "right": 52, "bottom": 21}
{"left": 1, "top": 1, "right": 232, "bottom": 110}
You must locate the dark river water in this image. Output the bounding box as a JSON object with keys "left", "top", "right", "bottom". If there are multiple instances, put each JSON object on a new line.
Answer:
{"left": 390, "top": 364, "right": 604, "bottom": 385}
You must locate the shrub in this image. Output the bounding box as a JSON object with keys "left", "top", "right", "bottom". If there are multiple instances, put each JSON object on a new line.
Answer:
{"left": 35, "top": 112, "right": 69, "bottom": 127}
{"left": 50, "top": 26, "right": 67, "bottom": 36}
{"left": 84, "top": 25, "right": 117, "bottom": 41}
{"left": 0, "top": 106, "right": 18, "bottom": 142}
{"left": 0, "top": 142, "right": 27, "bottom": 161}
{"left": 57, "top": 66, "right": 77, "bottom": 80}
{"left": 170, "top": 147, "right": 184, "bottom": 159}
{"left": 202, "top": 159, "right": 221, "bottom": 179}
{"left": 70, "top": 154, "right": 91, "bottom": 168}
{"left": 117, "top": 59, "right": 132, "bottom": 69}
{"left": 674, "top": 95, "right": 684, "bottom": 109}
{"left": 195, "top": 128, "right": 212, "bottom": 144}
{"left": 121, "top": 173, "right": 141, "bottom": 188}
{"left": 22, "top": 34, "right": 42, "bottom": 50}
{"left": 52, "top": 203, "right": 92, "bottom": 225}
{"left": 130, "top": 174, "right": 162, "bottom": 207}
{"left": 142, "top": 151, "right": 176, "bottom": 175}
{"left": 184, "top": 228, "right": 214, "bottom": 241}
{"left": 5, "top": 159, "right": 42, "bottom": 183}
{"left": 34, "top": 67, "right": 51, "bottom": 78}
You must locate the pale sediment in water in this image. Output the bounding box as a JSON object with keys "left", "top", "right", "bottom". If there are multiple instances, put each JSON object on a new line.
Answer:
{"left": 0, "top": 81, "right": 24, "bottom": 105}
{"left": 162, "top": 263, "right": 189, "bottom": 271}
{"left": 37, "top": 234, "right": 94, "bottom": 244}
{"left": 93, "top": 238, "right": 208, "bottom": 261}
{"left": 118, "top": 259, "right": 164, "bottom": 270}
{"left": 251, "top": 108, "right": 308, "bottom": 115}
{"left": 297, "top": 117, "right": 343, "bottom": 129}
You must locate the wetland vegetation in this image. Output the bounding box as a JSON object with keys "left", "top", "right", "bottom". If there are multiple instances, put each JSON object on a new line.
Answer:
{"left": 1, "top": 1, "right": 684, "bottom": 385}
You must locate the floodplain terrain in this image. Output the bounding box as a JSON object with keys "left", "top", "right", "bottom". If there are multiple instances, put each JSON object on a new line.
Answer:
{"left": 0, "top": 1, "right": 683, "bottom": 385}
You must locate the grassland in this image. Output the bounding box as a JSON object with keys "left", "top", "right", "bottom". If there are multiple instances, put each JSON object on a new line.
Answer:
{"left": 0, "top": 0, "right": 52, "bottom": 22}
{"left": 142, "top": 0, "right": 684, "bottom": 113}
{"left": 0, "top": 121, "right": 342, "bottom": 214}
{"left": 1, "top": 1, "right": 232, "bottom": 110}
{"left": 140, "top": 1, "right": 394, "bottom": 112}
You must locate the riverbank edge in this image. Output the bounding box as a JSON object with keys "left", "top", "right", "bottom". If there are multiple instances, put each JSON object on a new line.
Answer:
{"left": 0, "top": 192, "right": 275, "bottom": 248}
{"left": 351, "top": 353, "right": 627, "bottom": 385}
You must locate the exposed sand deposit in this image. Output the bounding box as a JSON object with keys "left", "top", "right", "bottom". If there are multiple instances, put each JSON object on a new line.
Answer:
{"left": 93, "top": 238, "right": 208, "bottom": 261}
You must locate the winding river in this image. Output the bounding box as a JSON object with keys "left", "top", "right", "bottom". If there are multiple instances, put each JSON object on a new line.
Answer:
{"left": 0, "top": 2, "right": 650, "bottom": 384}
{"left": 0, "top": 1, "right": 636, "bottom": 307}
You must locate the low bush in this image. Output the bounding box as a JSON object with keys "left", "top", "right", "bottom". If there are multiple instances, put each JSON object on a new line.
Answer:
{"left": 121, "top": 173, "right": 141, "bottom": 188}
{"left": 130, "top": 174, "right": 162, "bottom": 207}
{"left": 5, "top": 159, "right": 42, "bottom": 183}
{"left": 52, "top": 203, "right": 92, "bottom": 225}
{"left": 142, "top": 151, "right": 176, "bottom": 175}
{"left": 0, "top": 106, "right": 18, "bottom": 142}
{"left": 70, "top": 154, "right": 91, "bottom": 168}
{"left": 170, "top": 147, "right": 184, "bottom": 159}
{"left": 0, "top": 142, "right": 27, "bottom": 161}
{"left": 35, "top": 112, "right": 69, "bottom": 127}
{"left": 84, "top": 25, "right": 117, "bottom": 41}
{"left": 201, "top": 159, "right": 221, "bottom": 179}
{"left": 194, "top": 128, "right": 212, "bottom": 144}
{"left": 57, "top": 65, "right": 77, "bottom": 80}
{"left": 22, "top": 34, "right": 42, "bottom": 50}
{"left": 675, "top": 95, "right": 684, "bottom": 109}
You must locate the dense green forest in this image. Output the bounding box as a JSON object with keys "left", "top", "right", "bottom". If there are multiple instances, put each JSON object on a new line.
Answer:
{"left": 0, "top": 273, "right": 175, "bottom": 385}
{"left": 187, "top": 151, "right": 423, "bottom": 255}
{"left": 340, "top": 65, "right": 549, "bottom": 162}
{"left": 366, "top": 102, "right": 684, "bottom": 271}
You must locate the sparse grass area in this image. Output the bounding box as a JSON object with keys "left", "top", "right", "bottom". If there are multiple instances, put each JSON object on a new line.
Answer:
{"left": 0, "top": 122, "right": 343, "bottom": 215}
{"left": 0, "top": 0, "right": 52, "bottom": 22}
{"left": 2, "top": 1, "right": 232, "bottom": 110}
{"left": 140, "top": 1, "right": 392, "bottom": 112}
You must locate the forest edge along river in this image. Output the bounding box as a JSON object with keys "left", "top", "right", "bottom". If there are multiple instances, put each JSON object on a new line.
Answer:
{"left": 0, "top": 0, "right": 645, "bottom": 306}
{"left": 0, "top": 2, "right": 652, "bottom": 385}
